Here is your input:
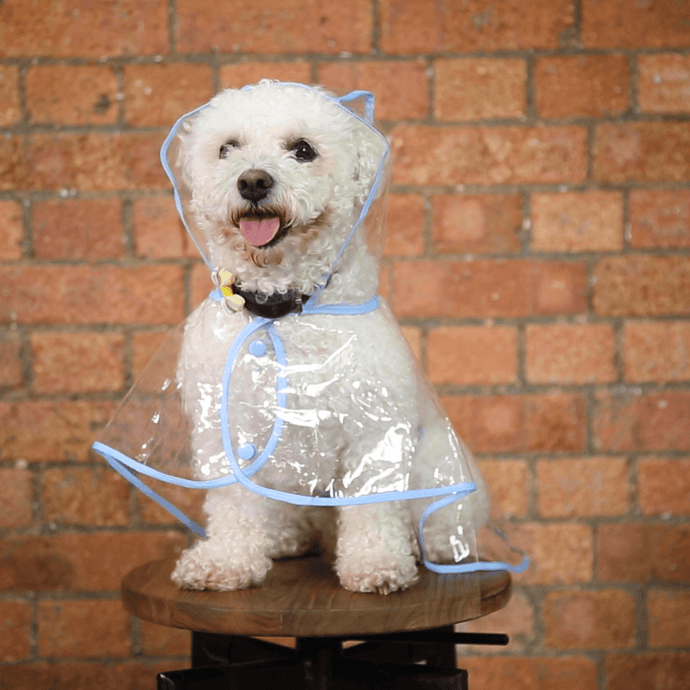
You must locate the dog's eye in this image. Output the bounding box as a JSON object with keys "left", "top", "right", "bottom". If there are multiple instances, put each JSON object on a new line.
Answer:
{"left": 290, "top": 140, "right": 317, "bottom": 163}
{"left": 219, "top": 140, "right": 240, "bottom": 158}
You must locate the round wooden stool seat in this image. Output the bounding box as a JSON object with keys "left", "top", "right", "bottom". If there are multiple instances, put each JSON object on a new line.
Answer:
{"left": 122, "top": 556, "right": 511, "bottom": 638}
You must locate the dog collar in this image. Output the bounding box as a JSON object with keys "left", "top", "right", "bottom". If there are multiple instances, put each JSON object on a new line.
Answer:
{"left": 233, "top": 286, "right": 311, "bottom": 319}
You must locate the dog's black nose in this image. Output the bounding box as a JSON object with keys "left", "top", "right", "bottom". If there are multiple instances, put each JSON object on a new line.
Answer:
{"left": 237, "top": 169, "right": 274, "bottom": 203}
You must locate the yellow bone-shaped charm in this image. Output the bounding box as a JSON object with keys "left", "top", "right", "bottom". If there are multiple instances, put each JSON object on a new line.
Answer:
{"left": 217, "top": 268, "right": 245, "bottom": 312}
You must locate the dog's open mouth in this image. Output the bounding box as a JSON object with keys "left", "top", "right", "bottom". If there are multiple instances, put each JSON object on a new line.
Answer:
{"left": 237, "top": 214, "right": 288, "bottom": 248}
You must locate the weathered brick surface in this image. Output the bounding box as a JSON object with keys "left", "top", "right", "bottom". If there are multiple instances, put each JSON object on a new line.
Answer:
{"left": 428, "top": 326, "right": 518, "bottom": 385}
{"left": 638, "top": 54, "right": 690, "bottom": 114}
{"left": 0, "top": 336, "right": 23, "bottom": 388}
{"left": 434, "top": 58, "right": 527, "bottom": 121}
{"left": 545, "top": 589, "right": 636, "bottom": 649}
{"left": 0, "top": 65, "right": 21, "bottom": 126}
{"left": 391, "top": 125, "right": 588, "bottom": 185}
{"left": 379, "top": 0, "right": 574, "bottom": 53}
{"left": 537, "top": 457, "right": 630, "bottom": 518}
{"left": 26, "top": 66, "right": 119, "bottom": 125}
{"left": 637, "top": 458, "right": 690, "bottom": 517}
{"left": 31, "top": 332, "right": 125, "bottom": 393}
{"left": 624, "top": 321, "right": 690, "bottom": 382}
{"left": 0, "top": 200, "right": 23, "bottom": 259}
{"left": 432, "top": 194, "right": 522, "bottom": 255}
{"left": 133, "top": 196, "right": 196, "bottom": 259}
{"left": 220, "top": 62, "right": 313, "bottom": 90}
{"left": 33, "top": 199, "right": 124, "bottom": 260}
{"left": 593, "top": 122, "right": 690, "bottom": 183}
{"left": 648, "top": 590, "right": 690, "bottom": 648}
{"left": 0, "top": 0, "right": 168, "bottom": 57}
{"left": 38, "top": 599, "right": 131, "bottom": 658}
{"left": 531, "top": 191, "right": 623, "bottom": 253}
{"left": 0, "top": 600, "right": 31, "bottom": 662}
{"left": 124, "top": 64, "right": 214, "bottom": 127}
{"left": 0, "top": 469, "right": 34, "bottom": 528}
{"left": 593, "top": 391, "right": 690, "bottom": 453}
{"left": 177, "top": 0, "right": 372, "bottom": 54}
{"left": 607, "top": 653, "right": 690, "bottom": 690}
{"left": 629, "top": 190, "right": 690, "bottom": 249}
{"left": 384, "top": 194, "right": 425, "bottom": 256}
{"left": 526, "top": 323, "right": 617, "bottom": 384}
{"left": 140, "top": 620, "right": 191, "bottom": 656}
{"left": 534, "top": 55, "right": 630, "bottom": 119}
{"left": 476, "top": 460, "right": 529, "bottom": 518}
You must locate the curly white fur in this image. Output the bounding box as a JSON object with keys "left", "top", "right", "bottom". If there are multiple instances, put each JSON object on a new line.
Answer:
{"left": 170, "top": 82, "right": 488, "bottom": 595}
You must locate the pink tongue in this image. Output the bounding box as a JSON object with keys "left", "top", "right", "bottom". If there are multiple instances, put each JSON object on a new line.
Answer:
{"left": 239, "top": 217, "right": 280, "bottom": 247}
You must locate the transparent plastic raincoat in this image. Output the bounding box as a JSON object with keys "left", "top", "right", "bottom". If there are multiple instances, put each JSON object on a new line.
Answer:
{"left": 93, "top": 82, "right": 527, "bottom": 576}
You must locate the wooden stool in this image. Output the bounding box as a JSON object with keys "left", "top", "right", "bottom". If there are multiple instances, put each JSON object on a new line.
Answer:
{"left": 122, "top": 556, "right": 512, "bottom": 689}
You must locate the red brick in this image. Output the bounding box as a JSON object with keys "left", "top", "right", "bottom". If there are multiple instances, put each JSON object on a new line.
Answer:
{"left": 535, "top": 55, "right": 629, "bottom": 119}
{"left": 432, "top": 194, "right": 522, "bottom": 255}
{"left": 583, "top": 0, "right": 690, "bottom": 49}
{"left": 32, "top": 332, "right": 125, "bottom": 394}
{"left": 607, "top": 652, "right": 690, "bottom": 690}
{"left": 648, "top": 590, "right": 690, "bottom": 648}
{"left": 0, "top": 532, "right": 184, "bottom": 592}
{"left": 531, "top": 191, "right": 623, "bottom": 252}
{"left": 18, "top": 133, "right": 167, "bottom": 191}
{"left": 0, "top": 600, "right": 31, "bottom": 662}
{"left": 526, "top": 323, "right": 617, "bottom": 384}
{"left": 393, "top": 260, "right": 586, "bottom": 319}
{"left": 0, "top": 0, "right": 168, "bottom": 57}
{"left": 379, "top": 0, "right": 574, "bottom": 53}
{"left": 383, "top": 194, "right": 425, "bottom": 257}
{"left": 461, "top": 656, "right": 598, "bottom": 690}
{"left": 42, "top": 467, "right": 130, "bottom": 527}
{"left": 0, "top": 336, "right": 23, "bottom": 388}
{"left": 133, "top": 196, "right": 197, "bottom": 259}
{"left": 598, "top": 524, "right": 690, "bottom": 584}
{"left": 0, "top": 200, "right": 23, "bottom": 259}
{"left": 191, "top": 262, "right": 215, "bottom": 307}
{"left": 0, "top": 65, "right": 21, "bottom": 126}
{"left": 0, "top": 401, "right": 114, "bottom": 461}
{"left": 458, "top": 591, "right": 533, "bottom": 646}
{"left": 137, "top": 481, "right": 205, "bottom": 527}
{"left": 593, "top": 122, "right": 690, "bottom": 183}
{"left": 537, "top": 457, "right": 630, "bottom": 518}
{"left": 132, "top": 330, "right": 173, "bottom": 380}
{"left": 26, "top": 65, "right": 118, "bottom": 125}
{"left": 428, "top": 326, "right": 517, "bottom": 385}
{"left": 629, "top": 190, "right": 690, "bottom": 249}
{"left": 509, "top": 523, "right": 593, "bottom": 586}
{"left": 33, "top": 199, "right": 124, "bottom": 260}
{"left": 435, "top": 58, "right": 526, "bottom": 121}
{"left": 624, "top": 321, "right": 690, "bottom": 383}
{"left": 177, "top": 0, "right": 372, "bottom": 54}
{"left": 477, "top": 459, "right": 529, "bottom": 518}
{"left": 140, "top": 620, "right": 190, "bottom": 656}
{"left": 0, "top": 266, "right": 184, "bottom": 325}
{"left": 318, "top": 61, "right": 429, "bottom": 121}
{"left": 391, "top": 125, "right": 588, "bottom": 186}
{"left": 400, "top": 326, "right": 422, "bottom": 362}
{"left": 0, "top": 136, "right": 28, "bottom": 191}
{"left": 220, "top": 62, "right": 313, "bottom": 90}
{"left": 38, "top": 599, "right": 130, "bottom": 658}
{"left": 638, "top": 458, "right": 690, "bottom": 517}
{"left": 545, "top": 589, "right": 636, "bottom": 649}
{"left": 593, "top": 391, "right": 690, "bottom": 453}
{"left": 124, "top": 64, "right": 213, "bottom": 127}
{"left": 594, "top": 256, "right": 690, "bottom": 317}
{"left": 639, "top": 54, "right": 690, "bottom": 114}
{"left": 0, "top": 468, "right": 33, "bottom": 528}
{"left": 444, "top": 393, "right": 587, "bottom": 454}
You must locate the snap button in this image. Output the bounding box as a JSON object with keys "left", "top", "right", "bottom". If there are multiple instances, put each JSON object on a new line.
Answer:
{"left": 249, "top": 340, "right": 267, "bottom": 357}
{"left": 238, "top": 443, "right": 257, "bottom": 461}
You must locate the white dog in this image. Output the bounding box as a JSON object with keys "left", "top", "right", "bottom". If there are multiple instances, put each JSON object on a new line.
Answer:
{"left": 168, "top": 81, "right": 488, "bottom": 594}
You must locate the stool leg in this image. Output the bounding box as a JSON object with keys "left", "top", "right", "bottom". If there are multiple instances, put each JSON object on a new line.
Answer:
{"left": 296, "top": 637, "right": 342, "bottom": 690}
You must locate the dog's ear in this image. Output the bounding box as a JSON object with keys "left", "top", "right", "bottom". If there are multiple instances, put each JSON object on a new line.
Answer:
{"left": 352, "top": 123, "right": 388, "bottom": 206}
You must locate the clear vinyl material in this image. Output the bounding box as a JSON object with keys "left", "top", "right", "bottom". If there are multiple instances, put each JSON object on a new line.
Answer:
{"left": 93, "top": 82, "right": 527, "bottom": 576}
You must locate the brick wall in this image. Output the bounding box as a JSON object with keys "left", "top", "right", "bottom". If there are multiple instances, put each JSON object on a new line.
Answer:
{"left": 1, "top": 1, "right": 689, "bottom": 688}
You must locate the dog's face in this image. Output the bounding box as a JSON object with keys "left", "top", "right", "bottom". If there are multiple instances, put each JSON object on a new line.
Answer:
{"left": 177, "top": 83, "right": 383, "bottom": 293}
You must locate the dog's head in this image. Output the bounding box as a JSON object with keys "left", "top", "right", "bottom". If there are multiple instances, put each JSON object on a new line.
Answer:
{"left": 175, "top": 81, "right": 387, "bottom": 296}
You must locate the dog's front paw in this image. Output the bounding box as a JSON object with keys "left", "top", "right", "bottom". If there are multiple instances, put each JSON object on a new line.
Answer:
{"left": 337, "top": 552, "right": 419, "bottom": 594}
{"left": 171, "top": 542, "right": 272, "bottom": 592}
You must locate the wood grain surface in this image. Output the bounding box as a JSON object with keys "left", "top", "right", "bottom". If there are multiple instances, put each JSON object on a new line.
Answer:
{"left": 122, "top": 557, "right": 511, "bottom": 637}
